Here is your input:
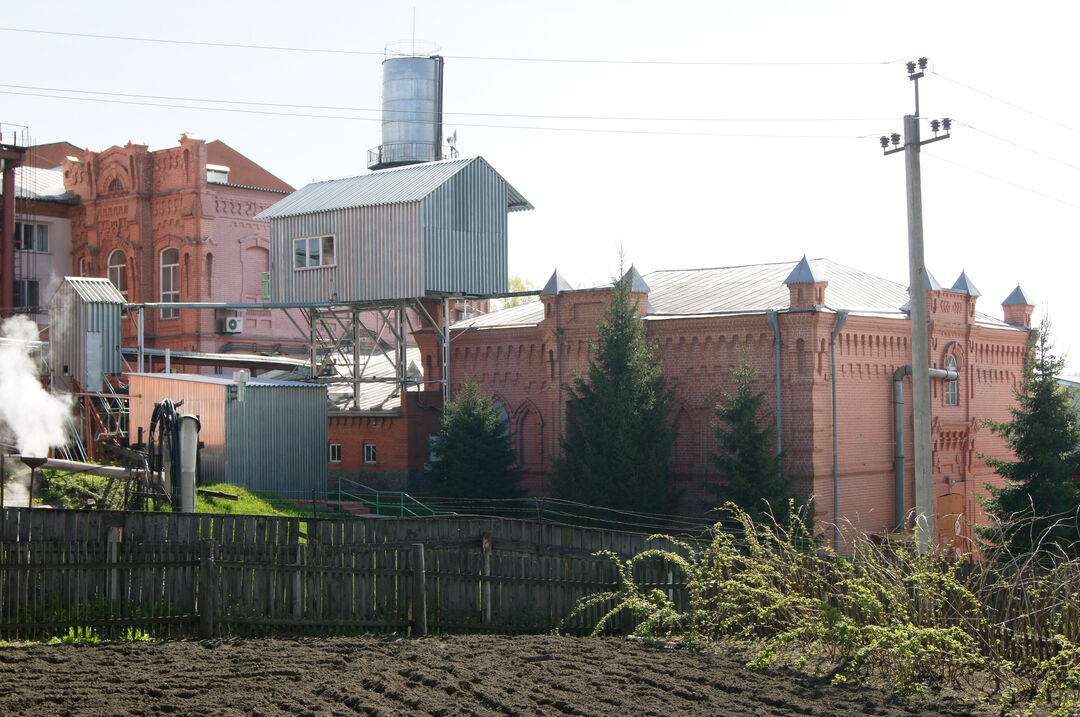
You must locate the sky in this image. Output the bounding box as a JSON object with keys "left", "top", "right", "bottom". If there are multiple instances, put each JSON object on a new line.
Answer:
{"left": 3, "top": 1, "right": 1079, "bottom": 373}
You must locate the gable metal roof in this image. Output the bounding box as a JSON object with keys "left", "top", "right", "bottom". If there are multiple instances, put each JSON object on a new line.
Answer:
{"left": 62, "top": 277, "right": 126, "bottom": 304}
{"left": 453, "top": 259, "right": 1019, "bottom": 331}
{"left": 255, "top": 156, "right": 532, "bottom": 220}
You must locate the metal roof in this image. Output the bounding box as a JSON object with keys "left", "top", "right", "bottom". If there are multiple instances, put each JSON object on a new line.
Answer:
{"left": 1002, "top": 284, "right": 1033, "bottom": 306}
{"left": 62, "top": 277, "right": 126, "bottom": 304}
{"left": 623, "top": 265, "right": 650, "bottom": 293}
{"left": 783, "top": 255, "right": 826, "bottom": 284}
{"left": 255, "top": 156, "right": 533, "bottom": 220}
{"left": 540, "top": 270, "right": 572, "bottom": 296}
{"left": 15, "top": 166, "right": 71, "bottom": 201}
{"left": 129, "top": 372, "right": 321, "bottom": 389}
{"left": 453, "top": 258, "right": 1019, "bottom": 330}
{"left": 951, "top": 271, "right": 981, "bottom": 296}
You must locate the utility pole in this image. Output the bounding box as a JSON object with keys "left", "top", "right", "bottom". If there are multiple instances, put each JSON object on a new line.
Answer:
{"left": 881, "top": 58, "right": 951, "bottom": 553}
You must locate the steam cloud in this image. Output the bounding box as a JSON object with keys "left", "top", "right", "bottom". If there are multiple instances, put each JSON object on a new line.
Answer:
{"left": 0, "top": 315, "right": 72, "bottom": 457}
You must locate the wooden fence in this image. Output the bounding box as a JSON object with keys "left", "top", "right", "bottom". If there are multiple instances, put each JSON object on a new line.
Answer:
{"left": 0, "top": 508, "right": 691, "bottom": 640}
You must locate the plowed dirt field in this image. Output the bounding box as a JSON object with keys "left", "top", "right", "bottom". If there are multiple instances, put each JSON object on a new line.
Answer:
{"left": 0, "top": 634, "right": 991, "bottom": 716}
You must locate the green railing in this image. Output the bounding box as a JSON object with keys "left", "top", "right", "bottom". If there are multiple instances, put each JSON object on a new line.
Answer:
{"left": 330, "top": 476, "right": 455, "bottom": 518}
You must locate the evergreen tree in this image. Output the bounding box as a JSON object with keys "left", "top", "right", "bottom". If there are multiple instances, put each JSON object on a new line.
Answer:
{"left": 550, "top": 268, "right": 677, "bottom": 515}
{"left": 707, "top": 359, "right": 797, "bottom": 524}
{"left": 980, "top": 319, "right": 1080, "bottom": 558}
{"left": 425, "top": 378, "right": 522, "bottom": 499}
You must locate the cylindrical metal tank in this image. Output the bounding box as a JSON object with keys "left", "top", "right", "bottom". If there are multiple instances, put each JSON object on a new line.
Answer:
{"left": 368, "top": 45, "right": 443, "bottom": 170}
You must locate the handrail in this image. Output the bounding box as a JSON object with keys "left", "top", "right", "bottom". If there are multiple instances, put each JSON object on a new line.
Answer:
{"left": 330, "top": 475, "right": 455, "bottom": 518}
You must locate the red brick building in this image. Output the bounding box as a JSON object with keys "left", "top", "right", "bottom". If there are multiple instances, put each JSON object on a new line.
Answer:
{"left": 62, "top": 134, "right": 301, "bottom": 358}
{"left": 425, "top": 257, "right": 1033, "bottom": 542}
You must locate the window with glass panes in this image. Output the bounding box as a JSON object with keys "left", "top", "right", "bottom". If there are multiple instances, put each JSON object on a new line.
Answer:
{"left": 14, "top": 221, "right": 49, "bottom": 252}
{"left": 160, "top": 248, "right": 180, "bottom": 319}
{"left": 293, "top": 235, "right": 335, "bottom": 269}
{"left": 945, "top": 355, "right": 959, "bottom": 406}
{"left": 107, "top": 250, "right": 127, "bottom": 298}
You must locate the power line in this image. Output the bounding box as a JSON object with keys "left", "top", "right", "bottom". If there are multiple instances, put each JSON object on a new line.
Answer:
{"left": 0, "top": 26, "right": 901, "bottom": 66}
{"left": 959, "top": 122, "right": 1080, "bottom": 172}
{"left": 0, "top": 82, "right": 894, "bottom": 124}
{"left": 927, "top": 154, "right": 1080, "bottom": 210}
{"left": 0, "top": 89, "right": 868, "bottom": 139}
{"left": 933, "top": 71, "right": 1080, "bottom": 136}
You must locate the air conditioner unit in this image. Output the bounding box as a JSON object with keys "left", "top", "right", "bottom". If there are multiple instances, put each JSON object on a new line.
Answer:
{"left": 222, "top": 316, "right": 243, "bottom": 334}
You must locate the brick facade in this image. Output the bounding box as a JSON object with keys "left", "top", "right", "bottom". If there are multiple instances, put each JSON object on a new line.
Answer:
{"left": 62, "top": 135, "right": 303, "bottom": 361}
{"left": 427, "top": 267, "right": 1031, "bottom": 541}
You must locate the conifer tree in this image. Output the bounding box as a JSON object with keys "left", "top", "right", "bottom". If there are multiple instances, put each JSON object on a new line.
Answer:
{"left": 426, "top": 378, "right": 522, "bottom": 499}
{"left": 550, "top": 268, "right": 677, "bottom": 515}
{"left": 706, "top": 359, "right": 797, "bottom": 524}
{"left": 980, "top": 319, "right": 1080, "bottom": 557}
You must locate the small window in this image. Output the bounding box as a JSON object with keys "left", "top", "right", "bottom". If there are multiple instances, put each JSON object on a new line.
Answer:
{"left": 108, "top": 179, "right": 124, "bottom": 193}
{"left": 160, "top": 248, "right": 180, "bottom": 319}
{"left": 945, "top": 355, "right": 959, "bottom": 406}
{"left": 363, "top": 444, "right": 376, "bottom": 464}
{"left": 78, "top": 257, "right": 87, "bottom": 277}
{"left": 13, "top": 279, "right": 40, "bottom": 308}
{"left": 293, "top": 235, "right": 335, "bottom": 270}
{"left": 108, "top": 249, "right": 127, "bottom": 298}
{"left": 329, "top": 443, "right": 342, "bottom": 463}
{"left": 14, "top": 222, "right": 49, "bottom": 252}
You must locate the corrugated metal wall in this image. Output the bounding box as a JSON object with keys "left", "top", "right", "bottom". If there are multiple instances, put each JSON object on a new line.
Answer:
{"left": 422, "top": 159, "right": 508, "bottom": 295}
{"left": 225, "top": 383, "right": 328, "bottom": 500}
{"left": 49, "top": 283, "right": 124, "bottom": 393}
{"left": 127, "top": 375, "right": 228, "bottom": 485}
{"left": 269, "top": 204, "right": 425, "bottom": 303}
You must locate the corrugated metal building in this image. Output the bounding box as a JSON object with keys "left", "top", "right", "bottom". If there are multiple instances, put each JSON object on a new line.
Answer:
{"left": 49, "top": 277, "right": 125, "bottom": 393}
{"left": 128, "top": 373, "right": 328, "bottom": 500}
{"left": 255, "top": 156, "right": 532, "bottom": 303}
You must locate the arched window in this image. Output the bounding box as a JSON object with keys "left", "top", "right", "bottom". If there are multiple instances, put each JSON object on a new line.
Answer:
{"left": 107, "top": 250, "right": 127, "bottom": 298}
{"left": 108, "top": 179, "right": 124, "bottom": 193}
{"left": 205, "top": 253, "right": 214, "bottom": 296}
{"left": 160, "top": 248, "right": 180, "bottom": 319}
{"left": 78, "top": 257, "right": 87, "bottom": 277}
{"left": 945, "top": 354, "right": 959, "bottom": 406}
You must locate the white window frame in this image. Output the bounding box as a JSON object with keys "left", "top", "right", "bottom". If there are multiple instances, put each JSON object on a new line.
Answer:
{"left": 107, "top": 249, "right": 127, "bottom": 298}
{"left": 945, "top": 355, "right": 959, "bottom": 406}
{"left": 14, "top": 221, "right": 49, "bottom": 253}
{"left": 363, "top": 443, "right": 376, "bottom": 464}
{"left": 293, "top": 235, "right": 336, "bottom": 270}
{"left": 329, "top": 443, "right": 342, "bottom": 463}
{"left": 160, "top": 248, "right": 180, "bottom": 319}
{"left": 78, "top": 257, "right": 87, "bottom": 277}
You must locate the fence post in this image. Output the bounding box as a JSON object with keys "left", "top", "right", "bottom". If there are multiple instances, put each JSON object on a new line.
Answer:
{"left": 198, "top": 539, "right": 216, "bottom": 639}
{"left": 412, "top": 543, "right": 427, "bottom": 636}
{"left": 107, "top": 526, "right": 123, "bottom": 607}
{"left": 482, "top": 532, "right": 493, "bottom": 625}
{"left": 292, "top": 543, "right": 305, "bottom": 620}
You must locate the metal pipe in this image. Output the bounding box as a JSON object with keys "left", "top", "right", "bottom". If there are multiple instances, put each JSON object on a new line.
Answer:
{"left": 892, "top": 365, "right": 959, "bottom": 531}
{"left": 766, "top": 311, "right": 782, "bottom": 464}
{"left": 830, "top": 311, "right": 849, "bottom": 551}
{"left": 13, "top": 456, "right": 156, "bottom": 481}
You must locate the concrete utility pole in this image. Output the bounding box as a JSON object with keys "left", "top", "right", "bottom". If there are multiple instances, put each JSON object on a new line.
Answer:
{"left": 881, "top": 58, "right": 951, "bottom": 553}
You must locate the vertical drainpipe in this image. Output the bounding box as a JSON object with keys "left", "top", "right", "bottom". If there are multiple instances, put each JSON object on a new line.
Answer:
{"left": 766, "top": 311, "right": 782, "bottom": 465}
{"left": 830, "top": 310, "right": 849, "bottom": 552}
{"left": 893, "top": 365, "right": 913, "bottom": 530}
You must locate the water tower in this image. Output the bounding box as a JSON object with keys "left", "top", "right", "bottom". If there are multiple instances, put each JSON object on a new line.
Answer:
{"left": 367, "top": 41, "right": 445, "bottom": 170}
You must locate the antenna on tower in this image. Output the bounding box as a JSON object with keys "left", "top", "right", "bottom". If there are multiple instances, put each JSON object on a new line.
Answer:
{"left": 446, "top": 130, "right": 458, "bottom": 159}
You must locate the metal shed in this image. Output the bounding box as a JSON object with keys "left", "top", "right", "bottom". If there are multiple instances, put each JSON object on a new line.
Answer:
{"left": 128, "top": 373, "right": 328, "bottom": 501}
{"left": 256, "top": 156, "right": 532, "bottom": 303}
{"left": 49, "top": 277, "right": 125, "bottom": 393}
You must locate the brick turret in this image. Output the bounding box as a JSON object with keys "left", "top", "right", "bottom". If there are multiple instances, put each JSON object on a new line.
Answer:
{"left": 784, "top": 255, "right": 827, "bottom": 308}
{"left": 1002, "top": 285, "right": 1034, "bottom": 327}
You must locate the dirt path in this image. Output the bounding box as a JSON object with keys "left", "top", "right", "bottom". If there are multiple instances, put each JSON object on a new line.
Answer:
{"left": 0, "top": 635, "right": 991, "bottom": 716}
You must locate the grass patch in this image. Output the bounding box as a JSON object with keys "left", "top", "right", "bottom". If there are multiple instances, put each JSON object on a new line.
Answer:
{"left": 194, "top": 484, "right": 314, "bottom": 518}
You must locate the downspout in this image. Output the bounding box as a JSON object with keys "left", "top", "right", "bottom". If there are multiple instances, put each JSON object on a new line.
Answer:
{"left": 892, "top": 365, "right": 959, "bottom": 531}
{"left": 830, "top": 310, "right": 849, "bottom": 552}
{"left": 766, "top": 311, "right": 782, "bottom": 464}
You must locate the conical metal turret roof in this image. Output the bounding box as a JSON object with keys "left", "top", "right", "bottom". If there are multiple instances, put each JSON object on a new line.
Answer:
{"left": 783, "top": 255, "right": 827, "bottom": 284}
{"left": 1002, "top": 284, "right": 1033, "bottom": 306}
{"left": 951, "top": 271, "right": 981, "bottom": 296}
{"left": 540, "top": 270, "right": 573, "bottom": 296}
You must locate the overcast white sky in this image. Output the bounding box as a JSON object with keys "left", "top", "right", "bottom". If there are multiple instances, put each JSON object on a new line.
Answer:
{"left": 4, "top": 1, "right": 1078, "bottom": 373}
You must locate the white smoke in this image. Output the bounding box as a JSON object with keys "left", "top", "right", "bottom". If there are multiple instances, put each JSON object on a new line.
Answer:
{"left": 0, "top": 315, "right": 72, "bottom": 457}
